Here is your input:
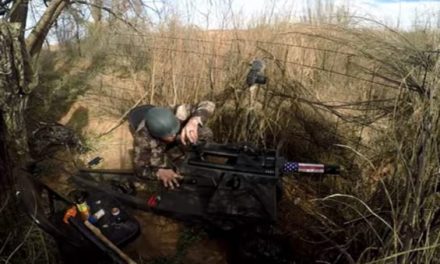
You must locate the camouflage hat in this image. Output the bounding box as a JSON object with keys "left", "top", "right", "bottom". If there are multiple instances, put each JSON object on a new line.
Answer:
{"left": 144, "top": 107, "right": 180, "bottom": 138}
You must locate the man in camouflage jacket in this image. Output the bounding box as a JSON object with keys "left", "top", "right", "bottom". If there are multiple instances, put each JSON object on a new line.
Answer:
{"left": 128, "top": 101, "right": 215, "bottom": 189}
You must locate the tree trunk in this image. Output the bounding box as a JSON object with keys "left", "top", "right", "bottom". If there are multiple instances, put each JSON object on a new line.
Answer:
{"left": 0, "top": 22, "right": 35, "bottom": 187}
{"left": 0, "top": 23, "right": 35, "bottom": 259}
{"left": 26, "top": 0, "right": 70, "bottom": 57}
{"left": 8, "top": 0, "right": 29, "bottom": 36}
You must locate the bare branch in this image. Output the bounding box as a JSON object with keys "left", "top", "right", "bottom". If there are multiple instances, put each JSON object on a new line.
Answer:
{"left": 26, "top": 0, "right": 69, "bottom": 57}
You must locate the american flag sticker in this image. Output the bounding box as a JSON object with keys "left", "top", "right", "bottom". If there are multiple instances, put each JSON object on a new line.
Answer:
{"left": 298, "top": 163, "right": 325, "bottom": 173}
{"left": 283, "top": 162, "right": 325, "bottom": 174}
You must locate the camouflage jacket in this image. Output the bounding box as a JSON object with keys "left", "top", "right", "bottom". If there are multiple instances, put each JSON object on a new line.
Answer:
{"left": 131, "top": 101, "right": 215, "bottom": 179}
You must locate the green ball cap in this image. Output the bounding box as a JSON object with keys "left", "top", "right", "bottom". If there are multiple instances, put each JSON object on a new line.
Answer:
{"left": 144, "top": 107, "right": 180, "bottom": 138}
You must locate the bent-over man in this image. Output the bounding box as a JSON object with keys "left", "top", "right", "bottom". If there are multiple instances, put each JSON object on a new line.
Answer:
{"left": 128, "top": 101, "right": 215, "bottom": 189}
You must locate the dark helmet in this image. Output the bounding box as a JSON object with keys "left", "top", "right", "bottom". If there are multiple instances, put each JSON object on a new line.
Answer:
{"left": 144, "top": 107, "right": 180, "bottom": 138}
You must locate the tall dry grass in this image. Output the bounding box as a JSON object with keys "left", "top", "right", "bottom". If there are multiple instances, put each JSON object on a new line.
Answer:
{"left": 297, "top": 25, "right": 440, "bottom": 263}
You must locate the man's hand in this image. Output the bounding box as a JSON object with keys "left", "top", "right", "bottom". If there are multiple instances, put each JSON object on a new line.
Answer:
{"left": 156, "top": 168, "right": 183, "bottom": 189}
{"left": 180, "top": 116, "right": 202, "bottom": 145}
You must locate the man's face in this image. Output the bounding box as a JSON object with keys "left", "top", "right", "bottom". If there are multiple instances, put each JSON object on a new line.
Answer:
{"left": 160, "top": 134, "right": 177, "bottom": 143}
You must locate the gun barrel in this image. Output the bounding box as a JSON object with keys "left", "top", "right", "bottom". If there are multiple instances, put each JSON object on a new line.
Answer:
{"left": 282, "top": 162, "right": 340, "bottom": 175}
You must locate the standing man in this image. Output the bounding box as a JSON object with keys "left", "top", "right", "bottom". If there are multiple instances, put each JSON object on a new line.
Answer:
{"left": 128, "top": 101, "right": 215, "bottom": 189}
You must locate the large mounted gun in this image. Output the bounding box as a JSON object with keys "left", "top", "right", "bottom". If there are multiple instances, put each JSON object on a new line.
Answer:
{"left": 174, "top": 142, "right": 339, "bottom": 226}
{"left": 180, "top": 142, "right": 340, "bottom": 177}
{"left": 75, "top": 142, "right": 340, "bottom": 230}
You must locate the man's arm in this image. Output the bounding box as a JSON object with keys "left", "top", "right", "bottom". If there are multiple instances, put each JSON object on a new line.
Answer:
{"left": 176, "top": 101, "right": 215, "bottom": 145}
{"left": 133, "top": 129, "right": 182, "bottom": 189}
{"left": 191, "top": 101, "right": 216, "bottom": 124}
{"left": 133, "top": 129, "right": 167, "bottom": 179}
{"left": 175, "top": 101, "right": 216, "bottom": 124}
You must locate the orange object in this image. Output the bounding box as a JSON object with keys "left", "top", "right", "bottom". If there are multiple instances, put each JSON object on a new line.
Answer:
{"left": 63, "top": 206, "right": 78, "bottom": 224}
